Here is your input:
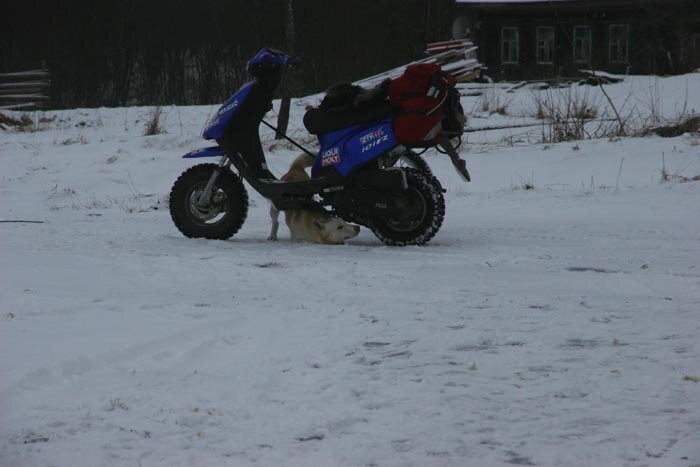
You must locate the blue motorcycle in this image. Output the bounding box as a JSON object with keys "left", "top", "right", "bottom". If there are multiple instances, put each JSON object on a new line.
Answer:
{"left": 169, "top": 48, "right": 470, "bottom": 246}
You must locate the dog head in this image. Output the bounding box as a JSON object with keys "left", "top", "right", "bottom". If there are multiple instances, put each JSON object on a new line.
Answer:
{"left": 314, "top": 217, "right": 360, "bottom": 244}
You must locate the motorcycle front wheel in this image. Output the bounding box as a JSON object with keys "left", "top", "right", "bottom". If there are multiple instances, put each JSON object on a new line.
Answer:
{"left": 169, "top": 163, "right": 248, "bottom": 240}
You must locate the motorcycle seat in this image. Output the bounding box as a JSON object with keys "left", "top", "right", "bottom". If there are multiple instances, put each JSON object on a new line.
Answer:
{"left": 303, "top": 101, "right": 393, "bottom": 136}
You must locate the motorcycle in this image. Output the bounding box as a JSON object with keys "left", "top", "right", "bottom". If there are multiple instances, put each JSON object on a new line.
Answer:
{"left": 169, "top": 48, "right": 471, "bottom": 246}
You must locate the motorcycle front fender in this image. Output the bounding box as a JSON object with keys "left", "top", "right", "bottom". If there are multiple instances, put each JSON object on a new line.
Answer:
{"left": 182, "top": 146, "right": 226, "bottom": 159}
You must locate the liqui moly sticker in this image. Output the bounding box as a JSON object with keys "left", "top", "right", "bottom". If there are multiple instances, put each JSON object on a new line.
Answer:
{"left": 321, "top": 147, "right": 340, "bottom": 167}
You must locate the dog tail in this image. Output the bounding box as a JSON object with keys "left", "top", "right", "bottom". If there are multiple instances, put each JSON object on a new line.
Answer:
{"left": 290, "top": 153, "right": 316, "bottom": 172}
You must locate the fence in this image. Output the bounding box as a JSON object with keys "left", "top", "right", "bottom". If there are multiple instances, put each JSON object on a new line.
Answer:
{"left": 0, "top": 69, "right": 51, "bottom": 111}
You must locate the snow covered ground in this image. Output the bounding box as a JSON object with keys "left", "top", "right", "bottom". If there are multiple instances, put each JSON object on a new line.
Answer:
{"left": 1, "top": 75, "right": 700, "bottom": 467}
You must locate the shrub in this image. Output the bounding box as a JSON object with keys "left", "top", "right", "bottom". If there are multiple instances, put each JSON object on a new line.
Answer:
{"left": 143, "top": 106, "right": 165, "bottom": 136}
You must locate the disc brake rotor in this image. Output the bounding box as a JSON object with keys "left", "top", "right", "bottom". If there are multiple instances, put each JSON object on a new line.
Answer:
{"left": 188, "top": 186, "right": 227, "bottom": 223}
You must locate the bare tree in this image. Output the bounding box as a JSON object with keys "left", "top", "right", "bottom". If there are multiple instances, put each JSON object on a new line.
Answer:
{"left": 276, "top": 0, "right": 297, "bottom": 140}
{"left": 3, "top": 0, "right": 451, "bottom": 108}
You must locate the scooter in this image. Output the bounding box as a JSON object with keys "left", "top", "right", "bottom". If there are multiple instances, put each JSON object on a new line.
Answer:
{"left": 169, "top": 48, "right": 470, "bottom": 246}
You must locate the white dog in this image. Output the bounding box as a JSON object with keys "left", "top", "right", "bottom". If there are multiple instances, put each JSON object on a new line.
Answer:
{"left": 268, "top": 153, "right": 360, "bottom": 244}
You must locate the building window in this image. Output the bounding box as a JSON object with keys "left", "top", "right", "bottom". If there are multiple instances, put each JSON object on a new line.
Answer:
{"left": 536, "top": 27, "right": 555, "bottom": 64}
{"left": 452, "top": 15, "right": 470, "bottom": 40}
{"left": 609, "top": 24, "right": 629, "bottom": 63}
{"left": 501, "top": 27, "right": 520, "bottom": 64}
{"left": 573, "top": 25, "right": 592, "bottom": 64}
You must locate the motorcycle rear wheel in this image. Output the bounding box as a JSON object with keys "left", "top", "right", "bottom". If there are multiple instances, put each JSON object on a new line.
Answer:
{"left": 384, "top": 149, "right": 432, "bottom": 175}
{"left": 370, "top": 168, "right": 445, "bottom": 246}
{"left": 169, "top": 163, "right": 248, "bottom": 240}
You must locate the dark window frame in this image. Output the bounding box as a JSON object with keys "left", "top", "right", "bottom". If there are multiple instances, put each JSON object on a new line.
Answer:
{"left": 536, "top": 26, "right": 555, "bottom": 65}
{"left": 501, "top": 26, "right": 520, "bottom": 65}
{"left": 609, "top": 24, "right": 629, "bottom": 63}
{"left": 573, "top": 25, "right": 592, "bottom": 64}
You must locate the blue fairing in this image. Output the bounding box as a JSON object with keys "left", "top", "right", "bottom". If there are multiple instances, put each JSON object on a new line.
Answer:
{"left": 182, "top": 146, "right": 225, "bottom": 159}
{"left": 248, "top": 48, "right": 293, "bottom": 67}
{"left": 202, "top": 82, "right": 255, "bottom": 140}
{"left": 311, "top": 118, "right": 398, "bottom": 177}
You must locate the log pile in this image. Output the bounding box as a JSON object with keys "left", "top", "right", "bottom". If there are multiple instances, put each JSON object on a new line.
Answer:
{"left": 0, "top": 69, "right": 51, "bottom": 110}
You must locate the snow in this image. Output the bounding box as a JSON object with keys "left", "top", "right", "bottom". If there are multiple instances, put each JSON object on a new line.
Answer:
{"left": 1, "top": 74, "right": 700, "bottom": 467}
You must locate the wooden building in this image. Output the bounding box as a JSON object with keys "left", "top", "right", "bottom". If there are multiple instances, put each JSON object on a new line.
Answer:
{"left": 452, "top": 0, "right": 700, "bottom": 80}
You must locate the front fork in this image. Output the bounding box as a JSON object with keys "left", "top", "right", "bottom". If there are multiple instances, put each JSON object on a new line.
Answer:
{"left": 197, "top": 154, "right": 232, "bottom": 206}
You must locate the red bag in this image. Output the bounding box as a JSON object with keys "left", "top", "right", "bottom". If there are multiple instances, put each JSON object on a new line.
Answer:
{"left": 389, "top": 63, "right": 464, "bottom": 147}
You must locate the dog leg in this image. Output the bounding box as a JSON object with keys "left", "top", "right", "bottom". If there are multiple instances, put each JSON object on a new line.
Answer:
{"left": 268, "top": 203, "right": 280, "bottom": 241}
